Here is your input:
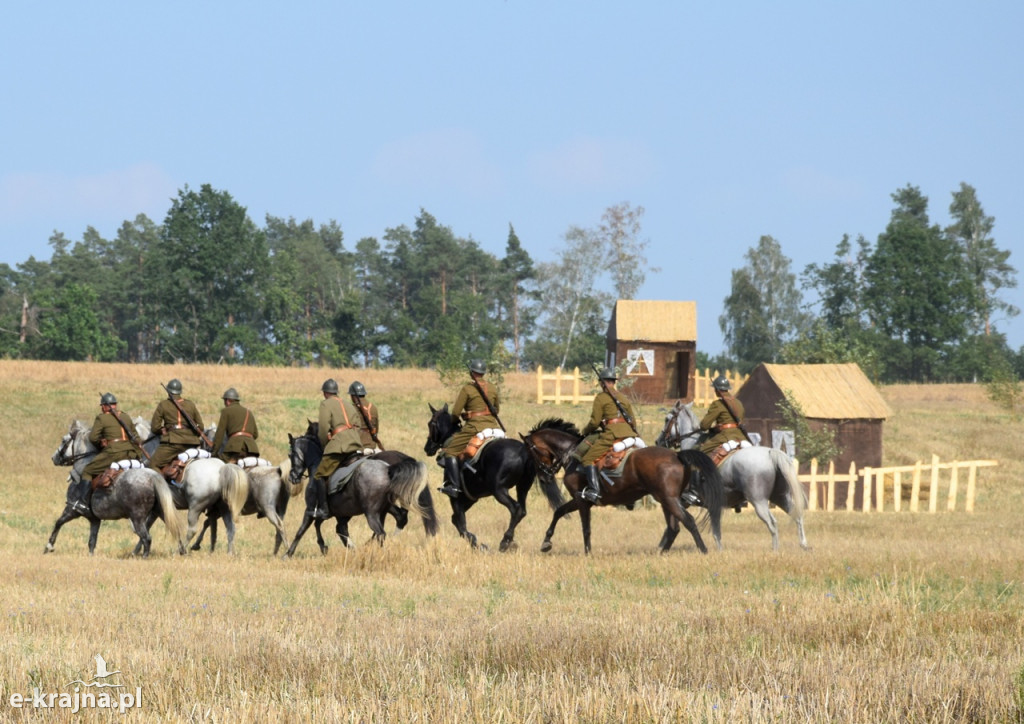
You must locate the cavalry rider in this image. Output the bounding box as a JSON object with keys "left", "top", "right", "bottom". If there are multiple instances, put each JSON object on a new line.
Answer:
{"left": 439, "top": 359, "right": 500, "bottom": 498}
{"left": 348, "top": 381, "right": 379, "bottom": 453}
{"left": 210, "top": 387, "right": 260, "bottom": 464}
{"left": 699, "top": 375, "right": 747, "bottom": 458}
{"left": 311, "top": 378, "right": 366, "bottom": 519}
{"left": 73, "top": 393, "right": 141, "bottom": 514}
{"left": 574, "top": 366, "right": 636, "bottom": 504}
{"left": 148, "top": 378, "right": 205, "bottom": 474}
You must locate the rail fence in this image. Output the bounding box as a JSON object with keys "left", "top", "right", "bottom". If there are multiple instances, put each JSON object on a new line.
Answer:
{"left": 798, "top": 455, "right": 997, "bottom": 513}
{"left": 536, "top": 365, "right": 748, "bottom": 407}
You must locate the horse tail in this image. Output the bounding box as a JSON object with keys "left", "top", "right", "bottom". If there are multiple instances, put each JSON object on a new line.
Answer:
{"left": 219, "top": 464, "right": 250, "bottom": 519}
{"left": 770, "top": 448, "right": 805, "bottom": 516}
{"left": 677, "top": 449, "right": 723, "bottom": 542}
{"left": 151, "top": 475, "right": 185, "bottom": 544}
{"left": 387, "top": 458, "right": 428, "bottom": 521}
{"left": 279, "top": 458, "right": 303, "bottom": 498}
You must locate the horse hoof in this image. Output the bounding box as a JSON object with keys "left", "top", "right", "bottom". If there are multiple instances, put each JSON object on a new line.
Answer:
{"left": 540, "top": 540, "right": 552, "bottom": 553}
{"left": 499, "top": 539, "right": 517, "bottom": 553}
{"left": 43, "top": 544, "right": 54, "bottom": 554}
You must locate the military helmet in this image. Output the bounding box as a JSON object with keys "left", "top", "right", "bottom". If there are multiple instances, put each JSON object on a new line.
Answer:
{"left": 348, "top": 381, "right": 367, "bottom": 397}
{"left": 322, "top": 378, "right": 339, "bottom": 394}
{"left": 468, "top": 359, "right": 487, "bottom": 375}
{"left": 100, "top": 392, "right": 117, "bottom": 406}
{"left": 166, "top": 378, "right": 183, "bottom": 395}
{"left": 597, "top": 366, "right": 618, "bottom": 381}
{"left": 222, "top": 387, "right": 240, "bottom": 401}
{"left": 712, "top": 375, "right": 731, "bottom": 392}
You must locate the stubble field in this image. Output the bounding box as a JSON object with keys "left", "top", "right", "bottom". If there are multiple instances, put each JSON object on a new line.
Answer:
{"left": 0, "top": 360, "right": 1022, "bottom": 722}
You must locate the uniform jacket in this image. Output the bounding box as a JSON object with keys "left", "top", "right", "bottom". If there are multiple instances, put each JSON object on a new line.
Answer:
{"left": 318, "top": 395, "right": 364, "bottom": 457}
{"left": 211, "top": 403, "right": 260, "bottom": 458}
{"left": 89, "top": 410, "right": 140, "bottom": 458}
{"left": 581, "top": 389, "right": 636, "bottom": 440}
{"left": 699, "top": 395, "right": 747, "bottom": 453}
{"left": 151, "top": 397, "right": 205, "bottom": 445}
{"left": 450, "top": 379, "right": 500, "bottom": 435}
{"left": 352, "top": 399, "right": 379, "bottom": 449}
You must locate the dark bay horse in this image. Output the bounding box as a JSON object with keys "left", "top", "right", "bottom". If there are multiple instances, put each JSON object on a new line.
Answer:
{"left": 656, "top": 401, "right": 809, "bottom": 550}
{"left": 520, "top": 418, "right": 723, "bottom": 555}
{"left": 424, "top": 403, "right": 564, "bottom": 551}
{"left": 282, "top": 431, "right": 433, "bottom": 556}
{"left": 47, "top": 420, "right": 185, "bottom": 557}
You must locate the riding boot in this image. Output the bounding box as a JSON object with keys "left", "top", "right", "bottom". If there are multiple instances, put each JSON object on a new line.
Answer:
{"left": 71, "top": 477, "right": 92, "bottom": 515}
{"left": 580, "top": 465, "right": 601, "bottom": 503}
{"left": 312, "top": 476, "right": 329, "bottom": 520}
{"left": 439, "top": 455, "right": 463, "bottom": 498}
{"left": 681, "top": 470, "right": 703, "bottom": 507}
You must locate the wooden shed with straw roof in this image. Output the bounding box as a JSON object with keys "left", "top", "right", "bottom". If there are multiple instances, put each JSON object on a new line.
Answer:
{"left": 605, "top": 300, "right": 697, "bottom": 403}
{"left": 735, "top": 362, "right": 890, "bottom": 472}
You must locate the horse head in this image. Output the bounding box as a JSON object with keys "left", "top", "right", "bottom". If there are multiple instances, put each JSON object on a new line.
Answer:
{"left": 52, "top": 420, "right": 94, "bottom": 467}
{"left": 656, "top": 402, "right": 702, "bottom": 450}
{"left": 424, "top": 403, "right": 458, "bottom": 456}
{"left": 286, "top": 433, "right": 311, "bottom": 485}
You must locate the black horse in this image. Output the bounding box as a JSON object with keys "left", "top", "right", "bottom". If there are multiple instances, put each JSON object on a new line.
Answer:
{"left": 424, "top": 403, "right": 565, "bottom": 551}
{"left": 283, "top": 428, "right": 438, "bottom": 556}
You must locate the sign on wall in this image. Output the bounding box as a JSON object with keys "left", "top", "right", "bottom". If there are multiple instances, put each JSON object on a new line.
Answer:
{"left": 625, "top": 349, "right": 655, "bottom": 375}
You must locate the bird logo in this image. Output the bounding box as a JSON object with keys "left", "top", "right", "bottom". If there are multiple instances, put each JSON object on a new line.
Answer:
{"left": 64, "top": 655, "right": 124, "bottom": 689}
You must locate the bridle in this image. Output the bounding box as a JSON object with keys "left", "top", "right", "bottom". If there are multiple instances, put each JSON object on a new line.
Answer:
{"left": 288, "top": 433, "right": 319, "bottom": 484}
{"left": 57, "top": 430, "right": 92, "bottom": 466}
{"left": 521, "top": 435, "right": 562, "bottom": 480}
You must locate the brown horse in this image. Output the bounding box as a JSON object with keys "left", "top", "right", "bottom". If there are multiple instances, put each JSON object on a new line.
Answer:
{"left": 521, "top": 419, "right": 723, "bottom": 555}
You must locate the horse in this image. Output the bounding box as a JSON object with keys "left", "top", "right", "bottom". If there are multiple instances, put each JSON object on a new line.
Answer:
{"left": 424, "top": 403, "right": 565, "bottom": 551}
{"left": 656, "top": 401, "right": 809, "bottom": 550}
{"left": 283, "top": 422, "right": 439, "bottom": 553}
{"left": 46, "top": 419, "right": 185, "bottom": 557}
{"left": 282, "top": 431, "right": 431, "bottom": 557}
{"left": 189, "top": 459, "right": 302, "bottom": 555}
{"left": 133, "top": 424, "right": 249, "bottom": 555}
{"left": 520, "top": 418, "right": 724, "bottom": 555}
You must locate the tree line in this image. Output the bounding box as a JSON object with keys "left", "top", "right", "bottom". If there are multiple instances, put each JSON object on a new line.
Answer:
{"left": 0, "top": 181, "right": 1018, "bottom": 384}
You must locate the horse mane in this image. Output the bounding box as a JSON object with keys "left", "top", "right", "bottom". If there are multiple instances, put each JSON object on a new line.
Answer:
{"left": 531, "top": 417, "right": 581, "bottom": 436}
{"left": 70, "top": 419, "right": 90, "bottom": 435}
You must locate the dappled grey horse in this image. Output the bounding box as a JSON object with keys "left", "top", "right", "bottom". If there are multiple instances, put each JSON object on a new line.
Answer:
{"left": 47, "top": 419, "right": 185, "bottom": 557}
{"left": 657, "top": 401, "right": 809, "bottom": 550}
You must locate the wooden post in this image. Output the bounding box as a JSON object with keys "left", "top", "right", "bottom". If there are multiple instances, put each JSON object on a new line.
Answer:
{"left": 927, "top": 459, "right": 939, "bottom": 513}
{"left": 536, "top": 365, "right": 544, "bottom": 404}
{"left": 861, "top": 468, "right": 872, "bottom": 512}
{"left": 892, "top": 470, "right": 902, "bottom": 513}
{"left": 571, "top": 367, "right": 581, "bottom": 404}
{"left": 965, "top": 462, "right": 976, "bottom": 513}
{"left": 875, "top": 469, "right": 885, "bottom": 512}
{"left": 807, "top": 458, "right": 818, "bottom": 511}
{"left": 947, "top": 460, "right": 959, "bottom": 512}
{"left": 826, "top": 460, "right": 837, "bottom": 513}
{"left": 845, "top": 462, "right": 856, "bottom": 511}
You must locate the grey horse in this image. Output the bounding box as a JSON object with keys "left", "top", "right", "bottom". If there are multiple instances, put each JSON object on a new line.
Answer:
{"left": 47, "top": 419, "right": 185, "bottom": 557}
{"left": 657, "top": 402, "right": 809, "bottom": 551}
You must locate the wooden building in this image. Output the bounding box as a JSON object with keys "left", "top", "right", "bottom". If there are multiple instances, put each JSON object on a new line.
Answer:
{"left": 605, "top": 300, "right": 697, "bottom": 404}
{"left": 736, "top": 362, "right": 890, "bottom": 474}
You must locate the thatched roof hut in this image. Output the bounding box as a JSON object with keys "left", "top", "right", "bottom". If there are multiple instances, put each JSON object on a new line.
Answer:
{"left": 606, "top": 300, "right": 698, "bottom": 403}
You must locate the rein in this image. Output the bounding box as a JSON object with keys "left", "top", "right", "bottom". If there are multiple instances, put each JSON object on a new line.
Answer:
{"left": 289, "top": 434, "right": 321, "bottom": 480}
{"left": 60, "top": 432, "right": 93, "bottom": 465}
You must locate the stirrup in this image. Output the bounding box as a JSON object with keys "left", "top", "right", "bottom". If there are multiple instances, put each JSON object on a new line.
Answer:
{"left": 439, "top": 484, "right": 461, "bottom": 498}
{"left": 311, "top": 506, "right": 329, "bottom": 520}
{"left": 681, "top": 490, "right": 702, "bottom": 507}
{"left": 580, "top": 487, "right": 601, "bottom": 504}
{"left": 71, "top": 500, "right": 91, "bottom": 515}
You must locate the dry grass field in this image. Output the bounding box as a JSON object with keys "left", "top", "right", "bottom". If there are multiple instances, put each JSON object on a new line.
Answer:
{"left": 1, "top": 361, "right": 1022, "bottom": 722}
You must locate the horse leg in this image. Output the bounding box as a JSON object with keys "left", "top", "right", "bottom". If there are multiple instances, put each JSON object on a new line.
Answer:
{"left": 335, "top": 518, "right": 356, "bottom": 549}
{"left": 773, "top": 496, "right": 810, "bottom": 550}
{"left": 87, "top": 518, "right": 102, "bottom": 555}
{"left": 131, "top": 513, "right": 152, "bottom": 558}
{"left": 265, "top": 510, "right": 288, "bottom": 556}
{"left": 283, "top": 512, "right": 318, "bottom": 559}
{"left": 133, "top": 510, "right": 159, "bottom": 556}
{"left": 540, "top": 498, "right": 583, "bottom": 553}
{"left": 663, "top": 496, "right": 707, "bottom": 554}
{"left": 192, "top": 515, "right": 212, "bottom": 551}
{"left": 221, "top": 512, "right": 236, "bottom": 555}
{"left": 751, "top": 499, "right": 781, "bottom": 551}
{"left": 388, "top": 504, "right": 409, "bottom": 534}
{"left": 449, "top": 500, "right": 479, "bottom": 549}
{"left": 44, "top": 506, "right": 80, "bottom": 554}
{"left": 365, "top": 511, "right": 388, "bottom": 546}
{"left": 184, "top": 506, "right": 204, "bottom": 550}
{"left": 493, "top": 486, "right": 525, "bottom": 552}
{"left": 579, "top": 503, "right": 593, "bottom": 555}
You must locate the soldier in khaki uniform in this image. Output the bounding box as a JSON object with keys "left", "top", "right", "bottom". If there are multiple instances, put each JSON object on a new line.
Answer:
{"left": 439, "top": 359, "right": 500, "bottom": 497}
{"left": 148, "top": 378, "right": 205, "bottom": 473}
{"left": 348, "top": 381, "right": 379, "bottom": 452}
{"left": 311, "top": 379, "right": 366, "bottom": 519}
{"left": 574, "top": 367, "right": 636, "bottom": 503}
{"left": 210, "top": 388, "right": 259, "bottom": 463}
{"left": 73, "top": 393, "right": 141, "bottom": 514}
{"left": 699, "top": 375, "right": 746, "bottom": 456}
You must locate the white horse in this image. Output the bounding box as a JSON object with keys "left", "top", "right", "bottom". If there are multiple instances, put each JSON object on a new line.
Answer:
{"left": 48, "top": 419, "right": 185, "bottom": 556}
{"left": 657, "top": 402, "right": 809, "bottom": 551}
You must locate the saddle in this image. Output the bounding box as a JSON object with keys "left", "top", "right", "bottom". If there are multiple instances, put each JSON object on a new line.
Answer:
{"left": 709, "top": 440, "right": 753, "bottom": 466}
{"left": 327, "top": 456, "right": 369, "bottom": 496}
{"left": 91, "top": 459, "right": 146, "bottom": 490}
{"left": 161, "top": 448, "right": 211, "bottom": 483}
{"left": 458, "top": 428, "right": 505, "bottom": 463}
{"left": 594, "top": 437, "right": 646, "bottom": 473}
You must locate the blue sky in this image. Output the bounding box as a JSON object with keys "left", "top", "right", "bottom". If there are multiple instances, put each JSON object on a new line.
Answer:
{"left": 3, "top": 2, "right": 1022, "bottom": 354}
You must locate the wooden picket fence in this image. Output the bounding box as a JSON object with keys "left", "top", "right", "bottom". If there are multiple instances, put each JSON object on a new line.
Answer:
{"left": 535, "top": 365, "right": 747, "bottom": 406}
{"left": 798, "top": 455, "right": 998, "bottom": 513}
